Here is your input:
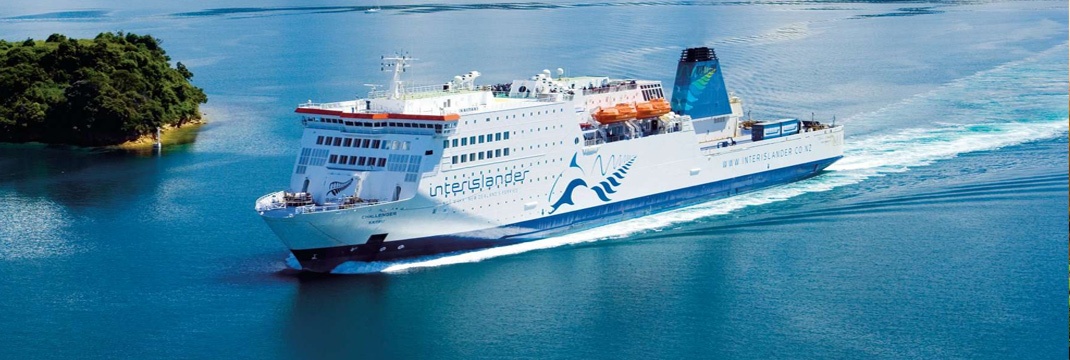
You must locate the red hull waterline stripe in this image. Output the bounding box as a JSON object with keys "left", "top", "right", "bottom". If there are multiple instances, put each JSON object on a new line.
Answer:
{"left": 295, "top": 107, "right": 460, "bottom": 121}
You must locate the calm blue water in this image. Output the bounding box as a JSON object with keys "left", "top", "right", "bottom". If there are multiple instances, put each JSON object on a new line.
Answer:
{"left": 0, "top": 1, "right": 1067, "bottom": 358}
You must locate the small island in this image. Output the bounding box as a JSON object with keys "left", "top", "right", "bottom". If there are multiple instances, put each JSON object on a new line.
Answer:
{"left": 0, "top": 32, "right": 207, "bottom": 147}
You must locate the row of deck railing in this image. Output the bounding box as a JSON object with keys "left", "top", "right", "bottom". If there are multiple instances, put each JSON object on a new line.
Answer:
{"left": 255, "top": 191, "right": 384, "bottom": 214}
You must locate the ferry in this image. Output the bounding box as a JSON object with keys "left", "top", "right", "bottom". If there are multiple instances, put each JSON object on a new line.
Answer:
{"left": 255, "top": 47, "right": 844, "bottom": 272}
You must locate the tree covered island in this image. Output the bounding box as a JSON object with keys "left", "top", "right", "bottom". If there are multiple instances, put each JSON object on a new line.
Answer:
{"left": 0, "top": 32, "right": 207, "bottom": 147}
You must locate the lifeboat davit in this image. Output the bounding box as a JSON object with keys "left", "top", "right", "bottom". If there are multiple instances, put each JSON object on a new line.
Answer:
{"left": 593, "top": 103, "right": 638, "bottom": 124}
{"left": 635, "top": 98, "right": 671, "bottom": 119}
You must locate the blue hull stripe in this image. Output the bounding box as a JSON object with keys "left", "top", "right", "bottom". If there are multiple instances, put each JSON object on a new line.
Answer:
{"left": 292, "top": 156, "right": 842, "bottom": 272}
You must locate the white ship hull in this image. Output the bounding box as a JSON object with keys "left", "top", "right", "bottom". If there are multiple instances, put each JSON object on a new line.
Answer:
{"left": 256, "top": 48, "right": 844, "bottom": 272}
{"left": 261, "top": 127, "right": 843, "bottom": 272}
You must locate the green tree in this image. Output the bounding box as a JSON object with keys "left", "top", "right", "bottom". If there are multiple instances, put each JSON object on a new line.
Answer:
{"left": 0, "top": 32, "right": 207, "bottom": 146}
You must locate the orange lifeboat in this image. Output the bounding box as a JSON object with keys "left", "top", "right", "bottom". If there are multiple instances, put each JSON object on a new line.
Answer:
{"left": 593, "top": 103, "right": 637, "bottom": 124}
{"left": 636, "top": 98, "right": 671, "bottom": 118}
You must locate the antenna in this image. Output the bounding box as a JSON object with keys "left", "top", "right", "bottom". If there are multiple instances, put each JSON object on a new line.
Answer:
{"left": 380, "top": 52, "right": 416, "bottom": 99}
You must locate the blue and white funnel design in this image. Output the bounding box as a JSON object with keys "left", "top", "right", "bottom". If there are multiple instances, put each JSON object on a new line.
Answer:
{"left": 670, "top": 47, "right": 732, "bottom": 120}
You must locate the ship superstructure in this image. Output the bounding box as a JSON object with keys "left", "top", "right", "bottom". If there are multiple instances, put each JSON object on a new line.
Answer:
{"left": 255, "top": 47, "right": 844, "bottom": 272}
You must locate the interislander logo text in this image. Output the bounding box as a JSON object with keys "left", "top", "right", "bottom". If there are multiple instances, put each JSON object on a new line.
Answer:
{"left": 429, "top": 169, "right": 530, "bottom": 198}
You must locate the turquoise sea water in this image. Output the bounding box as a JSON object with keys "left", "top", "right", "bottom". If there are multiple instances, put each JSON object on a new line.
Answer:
{"left": 0, "top": 1, "right": 1067, "bottom": 358}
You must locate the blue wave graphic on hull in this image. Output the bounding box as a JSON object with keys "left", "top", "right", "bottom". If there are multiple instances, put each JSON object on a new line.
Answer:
{"left": 549, "top": 179, "right": 589, "bottom": 214}
{"left": 591, "top": 186, "right": 612, "bottom": 202}
{"left": 548, "top": 156, "right": 637, "bottom": 214}
{"left": 599, "top": 181, "right": 617, "bottom": 194}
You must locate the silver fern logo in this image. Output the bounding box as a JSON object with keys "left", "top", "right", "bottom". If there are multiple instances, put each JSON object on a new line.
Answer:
{"left": 327, "top": 178, "right": 354, "bottom": 196}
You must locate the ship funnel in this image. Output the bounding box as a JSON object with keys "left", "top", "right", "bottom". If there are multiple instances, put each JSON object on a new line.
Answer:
{"left": 670, "top": 47, "right": 732, "bottom": 120}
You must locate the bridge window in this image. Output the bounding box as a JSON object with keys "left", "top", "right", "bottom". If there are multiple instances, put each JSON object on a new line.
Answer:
{"left": 329, "top": 154, "right": 338, "bottom": 163}
{"left": 443, "top": 140, "right": 449, "bottom": 149}
{"left": 344, "top": 138, "right": 353, "bottom": 147}
{"left": 461, "top": 138, "right": 467, "bottom": 146}
{"left": 495, "top": 149, "right": 501, "bottom": 157}
{"left": 495, "top": 133, "right": 501, "bottom": 141}
{"left": 478, "top": 135, "right": 484, "bottom": 143}
{"left": 452, "top": 155, "right": 458, "bottom": 164}
{"left": 452, "top": 139, "right": 458, "bottom": 147}
{"left": 333, "top": 138, "right": 342, "bottom": 146}
{"left": 504, "top": 148, "right": 510, "bottom": 156}
{"left": 504, "top": 132, "right": 510, "bottom": 140}
{"left": 316, "top": 136, "right": 324, "bottom": 145}
{"left": 378, "top": 158, "right": 386, "bottom": 167}
{"left": 339, "top": 155, "right": 348, "bottom": 164}
{"left": 372, "top": 140, "right": 381, "bottom": 149}
{"left": 358, "top": 157, "right": 367, "bottom": 166}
